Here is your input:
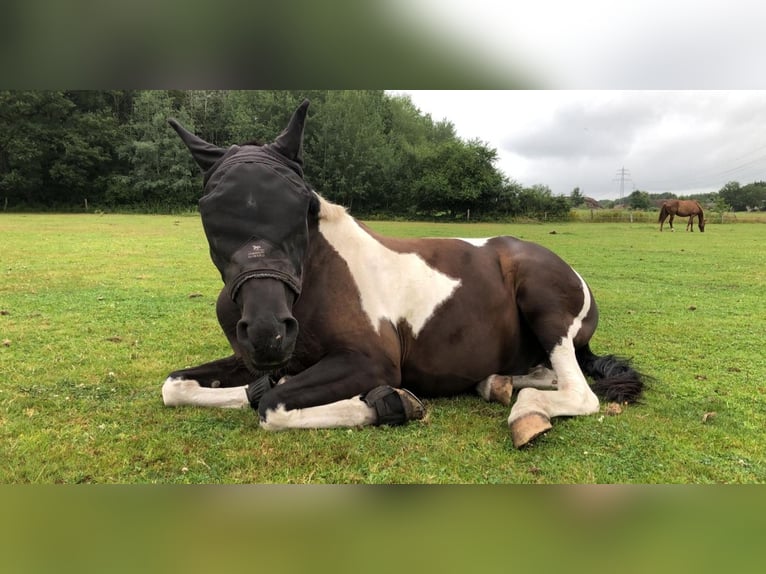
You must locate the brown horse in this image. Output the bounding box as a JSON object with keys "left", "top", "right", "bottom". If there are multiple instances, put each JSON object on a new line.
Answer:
{"left": 161, "top": 100, "right": 645, "bottom": 449}
{"left": 658, "top": 199, "right": 705, "bottom": 232}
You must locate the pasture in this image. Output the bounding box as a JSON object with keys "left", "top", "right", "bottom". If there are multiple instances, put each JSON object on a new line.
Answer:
{"left": 1, "top": 214, "right": 764, "bottom": 483}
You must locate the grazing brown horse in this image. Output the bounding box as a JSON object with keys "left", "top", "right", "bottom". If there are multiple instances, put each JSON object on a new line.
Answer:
{"left": 161, "top": 100, "right": 645, "bottom": 448}
{"left": 658, "top": 199, "right": 705, "bottom": 232}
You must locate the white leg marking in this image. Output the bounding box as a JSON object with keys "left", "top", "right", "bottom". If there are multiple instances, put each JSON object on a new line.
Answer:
{"left": 162, "top": 377, "right": 249, "bottom": 409}
{"left": 508, "top": 273, "right": 599, "bottom": 425}
{"left": 260, "top": 397, "right": 377, "bottom": 431}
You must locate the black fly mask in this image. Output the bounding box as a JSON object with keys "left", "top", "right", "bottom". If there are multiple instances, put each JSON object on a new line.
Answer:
{"left": 169, "top": 100, "right": 316, "bottom": 301}
{"left": 169, "top": 99, "right": 317, "bottom": 370}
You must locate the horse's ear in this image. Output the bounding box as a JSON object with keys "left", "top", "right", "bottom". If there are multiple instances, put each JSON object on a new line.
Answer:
{"left": 168, "top": 118, "right": 227, "bottom": 172}
{"left": 270, "top": 99, "right": 310, "bottom": 166}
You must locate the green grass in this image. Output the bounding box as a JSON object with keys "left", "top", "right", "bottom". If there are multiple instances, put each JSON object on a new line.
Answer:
{"left": 1, "top": 214, "right": 764, "bottom": 483}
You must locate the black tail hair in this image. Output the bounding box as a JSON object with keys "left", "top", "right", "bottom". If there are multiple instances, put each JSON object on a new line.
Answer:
{"left": 576, "top": 344, "right": 646, "bottom": 404}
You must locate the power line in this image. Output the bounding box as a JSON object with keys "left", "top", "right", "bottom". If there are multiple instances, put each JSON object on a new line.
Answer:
{"left": 633, "top": 142, "right": 766, "bottom": 191}
{"left": 613, "top": 167, "right": 632, "bottom": 199}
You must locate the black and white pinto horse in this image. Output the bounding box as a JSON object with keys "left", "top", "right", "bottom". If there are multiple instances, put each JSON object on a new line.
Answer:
{"left": 163, "top": 100, "right": 644, "bottom": 448}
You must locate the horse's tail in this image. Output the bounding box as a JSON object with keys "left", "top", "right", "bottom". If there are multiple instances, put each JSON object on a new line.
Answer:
{"left": 658, "top": 203, "right": 667, "bottom": 223}
{"left": 576, "top": 344, "right": 646, "bottom": 404}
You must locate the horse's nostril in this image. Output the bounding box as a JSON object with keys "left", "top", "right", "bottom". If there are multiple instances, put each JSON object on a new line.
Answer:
{"left": 236, "top": 320, "right": 254, "bottom": 350}
{"left": 284, "top": 317, "right": 298, "bottom": 340}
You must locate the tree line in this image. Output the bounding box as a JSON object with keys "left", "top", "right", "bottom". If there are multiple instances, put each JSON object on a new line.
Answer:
{"left": 0, "top": 90, "right": 572, "bottom": 220}
{"left": 2, "top": 90, "right": 763, "bottom": 219}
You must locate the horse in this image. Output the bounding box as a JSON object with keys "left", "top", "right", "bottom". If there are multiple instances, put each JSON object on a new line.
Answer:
{"left": 161, "top": 100, "right": 645, "bottom": 448}
{"left": 658, "top": 199, "right": 705, "bottom": 232}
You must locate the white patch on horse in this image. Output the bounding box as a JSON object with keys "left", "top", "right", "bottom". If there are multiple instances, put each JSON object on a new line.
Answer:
{"left": 545, "top": 323, "right": 600, "bottom": 411}
{"left": 456, "top": 237, "right": 490, "bottom": 247}
{"left": 547, "top": 271, "right": 598, "bottom": 410}
{"left": 566, "top": 270, "right": 591, "bottom": 342}
{"left": 260, "top": 397, "right": 377, "bottom": 430}
{"left": 317, "top": 195, "right": 461, "bottom": 336}
{"left": 162, "top": 377, "right": 249, "bottom": 408}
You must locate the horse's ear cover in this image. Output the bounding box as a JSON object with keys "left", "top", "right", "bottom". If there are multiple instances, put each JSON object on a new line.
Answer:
{"left": 168, "top": 118, "right": 227, "bottom": 172}
{"left": 268, "top": 99, "right": 310, "bottom": 166}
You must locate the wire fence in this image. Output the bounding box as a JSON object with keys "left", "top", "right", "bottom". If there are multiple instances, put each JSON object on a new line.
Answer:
{"left": 569, "top": 209, "right": 766, "bottom": 224}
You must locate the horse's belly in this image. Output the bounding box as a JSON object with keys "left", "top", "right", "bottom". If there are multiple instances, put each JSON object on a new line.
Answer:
{"left": 400, "top": 327, "right": 543, "bottom": 397}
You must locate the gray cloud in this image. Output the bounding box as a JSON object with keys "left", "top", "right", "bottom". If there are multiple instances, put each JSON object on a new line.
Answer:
{"left": 492, "top": 92, "right": 766, "bottom": 198}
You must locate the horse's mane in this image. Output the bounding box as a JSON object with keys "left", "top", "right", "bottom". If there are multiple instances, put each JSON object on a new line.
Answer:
{"left": 315, "top": 193, "right": 348, "bottom": 222}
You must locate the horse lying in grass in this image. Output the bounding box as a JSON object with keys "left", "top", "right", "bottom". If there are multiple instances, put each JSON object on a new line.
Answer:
{"left": 162, "top": 100, "right": 645, "bottom": 448}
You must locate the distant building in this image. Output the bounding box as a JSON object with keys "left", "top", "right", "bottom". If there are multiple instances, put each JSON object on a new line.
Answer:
{"left": 584, "top": 197, "right": 601, "bottom": 209}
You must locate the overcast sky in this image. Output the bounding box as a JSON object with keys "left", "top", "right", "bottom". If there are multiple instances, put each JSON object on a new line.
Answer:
{"left": 395, "top": 91, "right": 766, "bottom": 200}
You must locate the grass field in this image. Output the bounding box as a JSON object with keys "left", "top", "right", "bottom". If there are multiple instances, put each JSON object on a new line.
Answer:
{"left": 1, "top": 213, "right": 764, "bottom": 483}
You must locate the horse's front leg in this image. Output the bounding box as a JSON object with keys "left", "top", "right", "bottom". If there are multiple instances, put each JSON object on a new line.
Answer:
{"left": 161, "top": 355, "right": 274, "bottom": 409}
{"left": 251, "top": 351, "right": 424, "bottom": 430}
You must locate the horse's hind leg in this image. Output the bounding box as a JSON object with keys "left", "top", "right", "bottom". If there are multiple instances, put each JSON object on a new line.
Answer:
{"left": 508, "top": 273, "right": 600, "bottom": 448}
{"left": 508, "top": 340, "right": 599, "bottom": 447}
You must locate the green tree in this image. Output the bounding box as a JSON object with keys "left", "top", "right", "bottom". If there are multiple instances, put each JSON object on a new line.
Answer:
{"left": 712, "top": 194, "right": 730, "bottom": 223}
{"left": 308, "top": 90, "right": 393, "bottom": 213}
{"left": 739, "top": 182, "right": 766, "bottom": 211}
{"left": 49, "top": 91, "right": 124, "bottom": 207}
{"left": 409, "top": 138, "right": 503, "bottom": 219}
{"left": 719, "top": 181, "right": 743, "bottom": 210}
{"left": 569, "top": 187, "right": 585, "bottom": 207}
{"left": 0, "top": 91, "right": 73, "bottom": 207}
{"left": 107, "top": 91, "right": 197, "bottom": 209}
{"left": 628, "top": 190, "right": 651, "bottom": 210}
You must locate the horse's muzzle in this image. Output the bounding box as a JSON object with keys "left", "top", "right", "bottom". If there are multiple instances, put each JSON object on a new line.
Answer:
{"left": 236, "top": 313, "right": 298, "bottom": 370}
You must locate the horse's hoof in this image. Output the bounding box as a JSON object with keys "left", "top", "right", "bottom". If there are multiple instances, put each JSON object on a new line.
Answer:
{"left": 395, "top": 388, "right": 426, "bottom": 421}
{"left": 488, "top": 375, "right": 513, "bottom": 405}
{"left": 510, "top": 413, "right": 552, "bottom": 448}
